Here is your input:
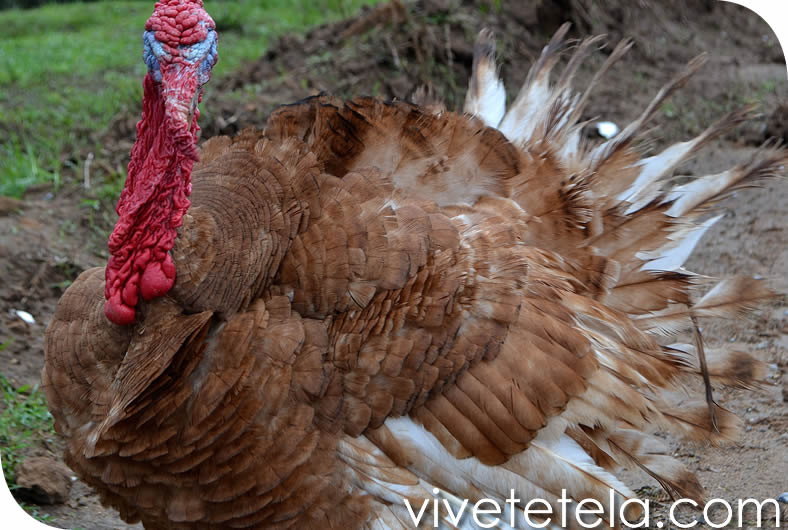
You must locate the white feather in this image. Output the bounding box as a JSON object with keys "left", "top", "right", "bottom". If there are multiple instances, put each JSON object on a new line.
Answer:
{"left": 381, "top": 416, "right": 633, "bottom": 529}
{"left": 637, "top": 215, "right": 722, "bottom": 271}
{"left": 619, "top": 137, "right": 704, "bottom": 209}
{"left": 465, "top": 70, "right": 507, "bottom": 129}
{"left": 498, "top": 76, "right": 552, "bottom": 145}
{"left": 664, "top": 168, "right": 736, "bottom": 217}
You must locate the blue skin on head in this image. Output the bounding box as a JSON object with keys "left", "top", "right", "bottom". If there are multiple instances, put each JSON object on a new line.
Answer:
{"left": 143, "top": 24, "right": 218, "bottom": 85}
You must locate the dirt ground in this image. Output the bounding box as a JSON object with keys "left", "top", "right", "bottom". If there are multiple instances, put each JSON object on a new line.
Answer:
{"left": 1, "top": 0, "right": 786, "bottom": 528}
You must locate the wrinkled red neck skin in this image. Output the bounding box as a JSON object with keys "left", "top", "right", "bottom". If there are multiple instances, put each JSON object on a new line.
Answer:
{"left": 104, "top": 71, "right": 201, "bottom": 325}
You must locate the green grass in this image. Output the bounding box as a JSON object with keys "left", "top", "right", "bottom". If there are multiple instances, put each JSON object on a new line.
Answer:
{"left": 20, "top": 501, "right": 57, "bottom": 524}
{"left": 0, "top": 0, "right": 380, "bottom": 197}
{"left": 0, "top": 373, "right": 56, "bottom": 488}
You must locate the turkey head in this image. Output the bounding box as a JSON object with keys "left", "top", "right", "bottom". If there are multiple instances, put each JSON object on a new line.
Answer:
{"left": 104, "top": 0, "right": 218, "bottom": 325}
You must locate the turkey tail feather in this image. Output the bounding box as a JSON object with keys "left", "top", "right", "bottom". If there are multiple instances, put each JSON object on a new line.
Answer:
{"left": 464, "top": 28, "right": 506, "bottom": 129}
{"left": 451, "top": 25, "right": 783, "bottom": 520}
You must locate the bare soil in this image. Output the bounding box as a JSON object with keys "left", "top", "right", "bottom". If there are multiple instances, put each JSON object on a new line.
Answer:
{"left": 1, "top": 1, "right": 785, "bottom": 528}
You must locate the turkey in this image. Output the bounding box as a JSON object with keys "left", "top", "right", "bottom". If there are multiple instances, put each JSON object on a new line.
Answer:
{"left": 43, "top": 1, "right": 785, "bottom": 528}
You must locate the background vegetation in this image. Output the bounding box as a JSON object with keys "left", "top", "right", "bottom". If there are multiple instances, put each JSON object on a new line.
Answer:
{"left": 0, "top": 0, "right": 379, "bottom": 197}
{"left": 1, "top": 0, "right": 97, "bottom": 10}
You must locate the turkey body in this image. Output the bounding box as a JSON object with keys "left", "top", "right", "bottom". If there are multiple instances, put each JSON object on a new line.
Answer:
{"left": 44, "top": 29, "right": 783, "bottom": 530}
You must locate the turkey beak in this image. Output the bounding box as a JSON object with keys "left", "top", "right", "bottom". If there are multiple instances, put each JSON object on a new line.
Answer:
{"left": 161, "top": 64, "right": 201, "bottom": 130}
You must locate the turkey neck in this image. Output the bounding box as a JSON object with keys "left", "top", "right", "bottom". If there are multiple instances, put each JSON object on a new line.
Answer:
{"left": 104, "top": 72, "right": 202, "bottom": 326}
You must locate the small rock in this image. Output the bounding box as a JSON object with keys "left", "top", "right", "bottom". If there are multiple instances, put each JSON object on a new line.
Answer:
{"left": 14, "top": 310, "right": 35, "bottom": 325}
{"left": 14, "top": 456, "right": 73, "bottom": 505}
{"left": 747, "top": 414, "right": 768, "bottom": 425}
{"left": 596, "top": 121, "right": 619, "bottom": 139}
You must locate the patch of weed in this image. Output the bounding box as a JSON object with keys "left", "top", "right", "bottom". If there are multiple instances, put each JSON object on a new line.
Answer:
{"left": 20, "top": 502, "right": 56, "bottom": 524}
{"left": 661, "top": 101, "right": 677, "bottom": 119}
{"left": 0, "top": 0, "right": 381, "bottom": 198}
{"left": 0, "top": 374, "right": 55, "bottom": 488}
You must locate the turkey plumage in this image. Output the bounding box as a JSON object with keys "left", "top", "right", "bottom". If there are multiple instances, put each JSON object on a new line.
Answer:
{"left": 43, "top": 2, "right": 784, "bottom": 528}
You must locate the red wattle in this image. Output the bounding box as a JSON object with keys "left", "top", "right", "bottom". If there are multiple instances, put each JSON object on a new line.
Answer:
{"left": 104, "top": 72, "right": 201, "bottom": 325}
{"left": 104, "top": 1, "right": 217, "bottom": 325}
{"left": 105, "top": 294, "right": 137, "bottom": 326}
{"left": 140, "top": 254, "right": 176, "bottom": 301}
